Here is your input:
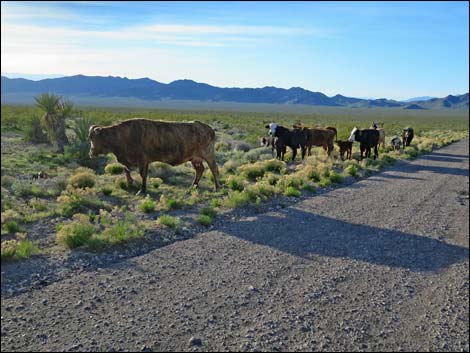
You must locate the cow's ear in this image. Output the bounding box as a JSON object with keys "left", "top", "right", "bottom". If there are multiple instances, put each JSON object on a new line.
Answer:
{"left": 265, "top": 125, "right": 270, "bottom": 129}
{"left": 89, "top": 125, "right": 102, "bottom": 136}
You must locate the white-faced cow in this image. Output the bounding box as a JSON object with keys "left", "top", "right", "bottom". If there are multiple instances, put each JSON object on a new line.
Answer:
{"left": 348, "top": 127, "right": 380, "bottom": 160}
{"left": 266, "top": 123, "right": 308, "bottom": 162}
{"left": 89, "top": 118, "right": 221, "bottom": 195}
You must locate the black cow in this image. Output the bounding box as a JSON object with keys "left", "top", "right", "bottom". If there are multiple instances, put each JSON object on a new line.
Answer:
{"left": 266, "top": 123, "right": 307, "bottom": 162}
{"left": 402, "top": 127, "right": 414, "bottom": 149}
{"left": 348, "top": 127, "right": 380, "bottom": 160}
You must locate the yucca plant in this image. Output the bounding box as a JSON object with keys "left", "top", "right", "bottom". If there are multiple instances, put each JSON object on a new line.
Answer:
{"left": 71, "top": 112, "right": 94, "bottom": 143}
{"left": 35, "top": 93, "right": 71, "bottom": 152}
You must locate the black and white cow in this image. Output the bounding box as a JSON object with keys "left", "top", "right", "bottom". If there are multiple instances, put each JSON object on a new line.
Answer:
{"left": 266, "top": 123, "right": 308, "bottom": 162}
{"left": 402, "top": 127, "right": 414, "bottom": 149}
{"left": 348, "top": 127, "right": 380, "bottom": 160}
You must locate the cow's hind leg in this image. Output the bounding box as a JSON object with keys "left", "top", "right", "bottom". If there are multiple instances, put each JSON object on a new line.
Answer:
{"left": 124, "top": 167, "right": 134, "bottom": 186}
{"left": 191, "top": 158, "right": 205, "bottom": 190}
{"left": 136, "top": 163, "right": 149, "bottom": 195}
{"left": 203, "top": 156, "right": 221, "bottom": 191}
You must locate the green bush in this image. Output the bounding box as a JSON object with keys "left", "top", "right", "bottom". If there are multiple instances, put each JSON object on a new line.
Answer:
{"left": 284, "top": 186, "right": 301, "bottom": 197}
{"left": 150, "top": 177, "right": 163, "bottom": 189}
{"left": 200, "top": 206, "right": 217, "bottom": 218}
{"left": 56, "top": 214, "right": 95, "bottom": 249}
{"left": 2, "top": 221, "right": 20, "bottom": 234}
{"left": 226, "top": 175, "right": 245, "bottom": 191}
{"left": 345, "top": 164, "right": 359, "bottom": 177}
{"left": 262, "top": 159, "right": 284, "bottom": 173}
{"left": 197, "top": 214, "right": 213, "bottom": 226}
{"left": 1, "top": 239, "right": 39, "bottom": 262}
{"left": 329, "top": 171, "right": 344, "bottom": 184}
{"left": 91, "top": 214, "right": 144, "bottom": 247}
{"left": 238, "top": 163, "right": 265, "bottom": 181}
{"left": 105, "top": 163, "right": 125, "bottom": 175}
{"left": 69, "top": 171, "right": 96, "bottom": 189}
{"left": 1, "top": 175, "right": 15, "bottom": 188}
{"left": 166, "top": 198, "right": 184, "bottom": 210}
{"left": 224, "top": 190, "right": 253, "bottom": 208}
{"left": 157, "top": 215, "right": 180, "bottom": 228}
{"left": 317, "top": 178, "right": 332, "bottom": 188}
{"left": 101, "top": 186, "right": 113, "bottom": 196}
{"left": 139, "top": 197, "right": 155, "bottom": 213}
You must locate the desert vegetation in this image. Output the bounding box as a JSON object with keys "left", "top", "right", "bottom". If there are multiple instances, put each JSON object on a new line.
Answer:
{"left": 1, "top": 102, "right": 468, "bottom": 261}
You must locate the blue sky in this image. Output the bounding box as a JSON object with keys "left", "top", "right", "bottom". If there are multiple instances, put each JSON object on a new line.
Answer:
{"left": 1, "top": 1, "right": 468, "bottom": 100}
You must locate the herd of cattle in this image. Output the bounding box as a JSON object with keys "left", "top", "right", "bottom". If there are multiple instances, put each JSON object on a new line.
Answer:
{"left": 263, "top": 122, "right": 414, "bottom": 162}
{"left": 88, "top": 118, "right": 414, "bottom": 195}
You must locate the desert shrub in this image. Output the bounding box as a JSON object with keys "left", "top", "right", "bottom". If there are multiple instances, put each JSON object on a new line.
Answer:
{"left": 139, "top": 197, "right": 155, "bottom": 213}
{"left": 303, "top": 166, "right": 321, "bottom": 182}
{"left": 1, "top": 175, "right": 15, "bottom": 188}
{"left": 105, "top": 163, "right": 125, "bottom": 175}
{"left": 223, "top": 160, "right": 241, "bottom": 174}
{"left": 278, "top": 174, "right": 305, "bottom": 190}
{"left": 248, "top": 182, "right": 276, "bottom": 199}
{"left": 329, "top": 171, "right": 344, "bottom": 184}
{"left": 150, "top": 162, "right": 174, "bottom": 180}
{"left": 380, "top": 154, "right": 396, "bottom": 165}
{"left": 157, "top": 215, "right": 180, "bottom": 229}
{"left": 317, "top": 178, "right": 332, "bottom": 188}
{"left": 115, "top": 176, "right": 129, "bottom": 190}
{"left": 226, "top": 175, "right": 245, "bottom": 191}
{"left": 24, "top": 115, "right": 49, "bottom": 144}
{"left": 29, "top": 198, "right": 47, "bottom": 211}
{"left": 224, "top": 190, "right": 253, "bottom": 208}
{"left": 210, "top": 198, "right": 221, "bottom": 208}
{"left": 69, "top": 170, "right": 96, "bottom": 189}
{"left": 56, "top": 214, "right": 95, "bottom": 249}
{"left": 303, "top": 184, "right": 316, "bottom": 193}
{"left": 196, "top": 214, "right": 213, "bottom": 226}
{"left": 150, "top": 177, "right": 163, "bottom": 189}
{"left": 345, "top": 164, "right": 359, "bottom": 177}
{"left": 1, "top": 239, "right": 39, "bottom": 262}
{"left": 238, "top": 163, "right": 265, "bottom": 181}
{"left": 200, "top": 206, "right": 217, "bottom": 218}
{"left": 262, "top": 159, "right": 284, "bottom": 173}
{"left": 90, "top": 213, "right": 144, "bottom": 248}
{"left": 245, "top": 147, "right": 272, "bottom": 163}
{"left": 57, "top": 186, "right": 108, "bottom": 217}
{"left": 2, "top": 221, "right": 20, "bottom": 234}
{"left": 264, "top": 173, "right": 280, "bottom": 185}
{"left": 233, "top": 141, "right": 252, "bottom": 152}
{"left": 166, "top": 198, "right": 184, "bottom": 210}
{"left": 284, "top": 186, "right": 301, "bottom": 198}
{"left": 215, "top": 140, "right": 231, "bottom": 152}
{"left": 1, "top": 210, "right": 20, "bottom": 224}
{"left": 101, "top": 186, "right": 113, "bottom": 196}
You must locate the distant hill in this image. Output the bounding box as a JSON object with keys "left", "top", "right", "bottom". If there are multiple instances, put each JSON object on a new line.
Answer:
{"left": 1, "top": 75, "right": 468, "bottom": 110}
{"left": 401, "top": 96, "right": 436, "bottom": 103}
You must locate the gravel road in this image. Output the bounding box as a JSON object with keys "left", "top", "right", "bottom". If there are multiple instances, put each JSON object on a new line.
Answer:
{"left": 1, "top": 139, "right": 469, "bottom": 352}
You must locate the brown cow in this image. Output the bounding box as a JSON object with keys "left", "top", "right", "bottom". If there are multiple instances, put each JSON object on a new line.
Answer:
{"left": 336, "top": 140, "right": 353, "bottom": 160}
{"left": 303, "top": 128, "right": 335, "bottom": 156}
{"left": 89, "top": 119, "right": 220, "bottom": 194}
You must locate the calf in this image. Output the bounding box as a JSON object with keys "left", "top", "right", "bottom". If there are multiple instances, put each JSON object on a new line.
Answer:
{"left": 402, "top": 127, "right": 414, "bottom": 149}
{"left": 391, "top": 136, "right": 402, "bottom": 151}
{"left": 89, "top": 118, "right": 220, "bottom": 194}
{"left": 348, "top": 127, "right": 380, "bottom": 160}
{"left": 336, "top": 140, "right": 353, "bottom": 160}
{"left": 261, "top": 136, "right": 286, "bottom": 160}
{"left": 266, "top": 123, "right": 307, "bottom": 162}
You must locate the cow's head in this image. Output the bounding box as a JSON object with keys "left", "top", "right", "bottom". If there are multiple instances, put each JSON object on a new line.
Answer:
{"left": 348, "top": 127, "right": 358, "bottom": 142}
{"left": 88, "top": 125, "right": 108, "bottom": 157}
{"left": 265, "top": 123, "right": 278, "bottom": 136}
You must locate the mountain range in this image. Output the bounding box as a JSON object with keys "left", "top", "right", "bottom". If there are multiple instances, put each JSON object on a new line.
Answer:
{"left": 1, "top": 75, "right": 468, "bottom": 110}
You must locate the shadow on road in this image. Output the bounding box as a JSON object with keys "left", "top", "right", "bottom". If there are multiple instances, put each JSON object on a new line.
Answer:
{"left": 222, "top": 208, "right": 469, "bottom": 273}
